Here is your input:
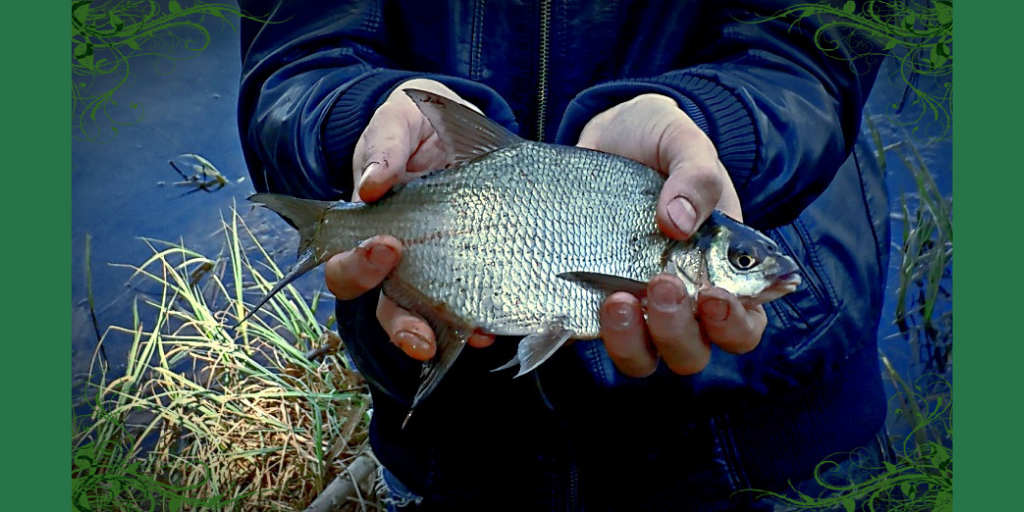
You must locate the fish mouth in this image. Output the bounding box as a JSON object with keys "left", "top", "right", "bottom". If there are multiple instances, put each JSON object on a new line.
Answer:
{"left": 761, "top": 271, "right": 802, "bottom": 297}
{"left": 774, "top": 271, "right": 802, "bottom": 292}
{"left": 737, "top": 272, "right": 803, "bottom": 307}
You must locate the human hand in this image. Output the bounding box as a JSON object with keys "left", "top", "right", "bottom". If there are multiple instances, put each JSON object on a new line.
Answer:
{"left": 324, "top": 79, "right": 496, "bottom": 362}
{"left": 577, "top": 94, "right": 767, "bottom": 377}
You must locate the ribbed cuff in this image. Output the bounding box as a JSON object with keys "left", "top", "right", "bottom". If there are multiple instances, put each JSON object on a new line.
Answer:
{"left": 555, "top": 73, "right": 758, "bottom": 186}
{"left": 321, "top": 71, "right": 518, "bottom": 198}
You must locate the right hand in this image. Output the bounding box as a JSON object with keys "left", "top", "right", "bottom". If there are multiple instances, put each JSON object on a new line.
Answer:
{"left": 578, "top": 94, "right": 765, "bottom": 378}
{"left": 324, "top": 78, "right": 496, "bottom": 361}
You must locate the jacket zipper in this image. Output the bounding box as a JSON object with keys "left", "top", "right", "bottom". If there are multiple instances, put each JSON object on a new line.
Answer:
{"left": 568, "top": 458, "right": 581, "bottom": 511}
{"left": 536, "top": 0, "right": 552, "bottom": 141}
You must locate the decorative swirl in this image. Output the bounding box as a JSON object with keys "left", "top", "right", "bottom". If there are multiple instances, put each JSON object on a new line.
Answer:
{"left": 71, "top": 0, "right": 266, "bottom": 143}
{"left": 747, "top": 0, "right": 953, "bottom": 140}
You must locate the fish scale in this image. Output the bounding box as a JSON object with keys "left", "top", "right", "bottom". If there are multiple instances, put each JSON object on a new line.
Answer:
{"left": 376, "top": 143, "right": 669, "bottom": 336}
{"left": 244, "top": 89, "right": 801, "bottom": 425}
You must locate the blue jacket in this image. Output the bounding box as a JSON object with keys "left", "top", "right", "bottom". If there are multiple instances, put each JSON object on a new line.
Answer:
{"left": 238, "top": 1, "right": 891, "bottom": 509}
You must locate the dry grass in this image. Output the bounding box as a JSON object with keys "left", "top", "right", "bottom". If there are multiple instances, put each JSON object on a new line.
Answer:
{"left": 72, "top": 206, "right": 383, "bottom": 511}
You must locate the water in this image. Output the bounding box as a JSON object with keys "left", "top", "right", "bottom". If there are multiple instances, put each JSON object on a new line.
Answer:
{"left": 71, "top": 13, "right": 952, "bottom": 443}
{"left": 71, "top": 10, "right": 302, "bottom": 380}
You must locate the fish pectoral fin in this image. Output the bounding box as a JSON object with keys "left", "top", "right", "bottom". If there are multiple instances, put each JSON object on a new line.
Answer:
{"left": 404, "top": 89, "right": 524, "bottom": 166}
{"left": 557, "top": 272, "right": 648, "bottom": 298}
{"left": 491, "top": 354, "right": 521, "bottom": 373}
{"left": 491, "top": 320, "right": 574, "bottom": 378}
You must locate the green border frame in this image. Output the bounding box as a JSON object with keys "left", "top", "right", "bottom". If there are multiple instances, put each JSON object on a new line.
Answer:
{"left": 958, "top": 0, "right": 1006, "bottom": 509}
{"left": 54, "top": 0, "right": 1001, "bottom": 508}
{"left": 14, "top": 3, "right": 66, "bottom": 510}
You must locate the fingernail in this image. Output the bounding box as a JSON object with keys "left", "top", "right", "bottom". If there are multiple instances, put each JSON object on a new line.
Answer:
{"left": 395, "top": 331, "right": 432, "bottom": 357}
{"left": 668, "top": 196, "right": 697, "bottom": 235}
{"left": 606, "top": 304, "right": 634, "bottom": 331}
{"left": 650, "top": 281, "right": 683, "bottom": 312}
{"left": 366, "top": 243, "right": 397, "bottom": 271}
{"left": 702, "top": 299, "right": 729, "bottom": 322}
{"left": 357, "top": 161, "right": 381, "bottom": 190}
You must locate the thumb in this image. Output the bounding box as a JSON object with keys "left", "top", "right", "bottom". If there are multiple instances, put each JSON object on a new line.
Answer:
{"left": 353, "top": 101, "right": 422, "bottom": 202}
{"left": 655, "top": 159, "right": 726, "bottom": 240}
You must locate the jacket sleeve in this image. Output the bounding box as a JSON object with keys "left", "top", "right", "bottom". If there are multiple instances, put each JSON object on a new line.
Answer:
{"left": 554, "top": 0, "right": 885, "bottom": 228}
{"left": 237, "top": 0, "right": 517, "bottom": 201}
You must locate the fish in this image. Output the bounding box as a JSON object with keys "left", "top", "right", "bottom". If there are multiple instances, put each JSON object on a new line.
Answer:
{"left": 243, "top": 89, "right": 802, "bottom": 424}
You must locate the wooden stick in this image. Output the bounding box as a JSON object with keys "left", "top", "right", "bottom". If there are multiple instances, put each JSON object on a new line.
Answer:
{"left": 305, "top": 454, "right": 377, "bottom": 512}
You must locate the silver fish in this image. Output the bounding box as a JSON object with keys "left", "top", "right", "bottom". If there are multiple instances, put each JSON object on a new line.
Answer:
{"left": 245, "top": 89, "right": 801, "bottom": 423}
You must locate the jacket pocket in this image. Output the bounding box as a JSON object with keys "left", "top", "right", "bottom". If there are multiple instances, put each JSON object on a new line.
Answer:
{"left": 764, "top": 218, "right": 840, "bottom": 352}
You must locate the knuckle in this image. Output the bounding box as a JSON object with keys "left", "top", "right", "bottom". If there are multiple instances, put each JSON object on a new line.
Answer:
{"left": 616, "top": 360, "right": 657, "bottom": 378}
{"left": 719, "top": 337, "right": 758, "bottom": 355}
{"left": 664, "top": 351, "right": 710, "bottom": 376}
{"left": 683, "top": 162, "right": 723, "bottom": 189}
{"left": 718, "top": 327, "right": 763, "bottom": 355}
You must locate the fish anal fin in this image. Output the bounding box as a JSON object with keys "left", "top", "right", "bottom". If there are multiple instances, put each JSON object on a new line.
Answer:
{"left": 557, "top": 272, "right": 648, "bottom": 298}
{"left": 404, "top": 89, "right": 524, "bottom": 166}
{"left": 383, "top": 278, "right": 473, "bottom": 429}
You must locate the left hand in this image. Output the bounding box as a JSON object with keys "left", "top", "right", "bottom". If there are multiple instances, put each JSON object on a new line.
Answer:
{"left": 577, "top": 94, "right": 767, "bottom": 377}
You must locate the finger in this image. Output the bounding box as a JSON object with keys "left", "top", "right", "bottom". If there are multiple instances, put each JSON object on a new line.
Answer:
{"left": 376, "top": 294, "right": 436, "bottom": 361}
{"left": 696, "top": 287, "right": 767, "bottom": 355}
{"left": 405, "top": 131, "right": 448, "bottom": 173}
{"left": 353, "top": 101, "right": 425, "bottom": 202}
{"left": 378, "top": 297, "right": 492, "bottom": 356}
{"left": 656, "top": 158, "right": 725, "bottom": 240}
{"left": 645, "top": 275, "right": 710, "bottom": 375}
{"left": 468, "top": 330, "right": 496, "bottom": 348}
{"left": 323, "top": 236, "right": 402, "bottom": 300}
{"left": 600, "top": 292, "right": 658, "bottom": 377}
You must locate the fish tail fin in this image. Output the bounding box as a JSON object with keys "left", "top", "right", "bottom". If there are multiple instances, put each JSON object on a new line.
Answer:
{"left": 249, "top": 193, "right": 334, "bottom": 258}
{"left": 239, "top": 193, "right": 337, "bottom": 326}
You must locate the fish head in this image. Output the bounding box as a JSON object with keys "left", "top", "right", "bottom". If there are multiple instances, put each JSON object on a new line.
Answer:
{"left": 669, "top": 212, "right": 802, "bottom": 306}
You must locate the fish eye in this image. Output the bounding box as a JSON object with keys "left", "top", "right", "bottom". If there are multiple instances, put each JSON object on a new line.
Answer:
{"left": 734, "top": 253, "right": 757, "bottom": 270}
{"left": 728, "top": 242, "right": 762, "bottom": 271}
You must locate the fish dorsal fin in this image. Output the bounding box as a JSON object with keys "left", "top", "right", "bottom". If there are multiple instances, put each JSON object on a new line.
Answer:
{"left": 404, "top": 89, "right": 524, "bottom": 166}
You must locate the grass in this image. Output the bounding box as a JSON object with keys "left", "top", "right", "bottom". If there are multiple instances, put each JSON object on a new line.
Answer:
{"left": 868, "top": 116, "right": 953, "bottom": 376}
{"left": 71, "top": 206, "right": 382, "bottom": 511}
{"left": 892, "top": 142, "right": 952, "bottom": 330}
{"left": 747, "top": 372, "right": 952, "bottom": 511}
{"left": 84, "top": 232, "right": 110, "bottom": 367}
